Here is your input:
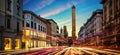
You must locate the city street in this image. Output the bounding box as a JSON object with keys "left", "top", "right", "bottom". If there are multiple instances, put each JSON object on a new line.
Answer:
{"left": 0, "top": 0, "right": 120, "bottom": 55}
{"left": 16, "top": 47, "right": 120, "bottom": 55}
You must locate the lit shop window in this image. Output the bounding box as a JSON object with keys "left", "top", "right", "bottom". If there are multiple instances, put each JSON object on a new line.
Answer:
{"left": 40, "top": 33, "right": 43, "bottom": 37}
{"left": 4, "top": 38, "right": 11, "bottom": 50}
{"left": 38, "top": 32, "right": 40, "bottom": 37}
{"left": 34, "top": 31, "right": 36, "bottom": 36}
{"left": 28, "top": 40, "right": 31, "bottom": 48}
{"left": 43, "top": 34, "right": 46, "bottom": 38}
{"left": 26, "top": 41, "right": 29, "bottom": 48}
{"left": 15, "top": 39, "right": 20, "bottom": 49}
{"left": 38, "top": 41, "right": 40, "bottom": 47}
{"left": 40, "top": 33, "right": 46, "bottom": 38}
{"left": 41, "top": 41, "right": 43, "bottom": 47}
{"left": 31, "top": 31, "right": 33, "bottom": 36}
{"left": 34, "top": 41, "right": 36, "bottom": 48}
{"left": 22, "top": 36, "right": 25, "bottom": 42}
{"left": 31, "top": 40, "right": 33, "bottom": 48}
{"left": 22, "top": 30, "right": 25, "bottom": 35}
{"left": 25, "top": 30, "right": 30, "bottom": 36}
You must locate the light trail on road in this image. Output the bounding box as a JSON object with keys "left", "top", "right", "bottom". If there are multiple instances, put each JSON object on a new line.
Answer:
{"left": 16, "top": 47, "right": 120, "bottom": 55}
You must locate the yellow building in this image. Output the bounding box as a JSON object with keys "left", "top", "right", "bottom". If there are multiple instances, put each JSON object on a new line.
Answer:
{"left": 22, "top": 11, "right": 47, "bottom": 49}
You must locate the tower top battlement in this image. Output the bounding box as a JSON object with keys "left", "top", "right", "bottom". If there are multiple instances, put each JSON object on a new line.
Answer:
{"left": 72, "top": 5, "right": 75, "bottom": 8}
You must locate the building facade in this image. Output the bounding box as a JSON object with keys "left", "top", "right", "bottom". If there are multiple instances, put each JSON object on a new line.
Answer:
{"left": 0, "top": 0, "right": 22, "bottom": 50}
{"left": 45, "top": 19, "right": 52, "bottom": 47}
{"left": 63, "top": 26, "right": 68, "bottom": 39}
{"left": 60, "top": 28, "right": 64, "bottom": 39}
{"left": 47, "top": 19, "right": 59, "bottom": 46}
{"left": 78, "top": 26, "right": 86, "bottom": 45}
{"left": 87, "top": 9, "right": 103, "bottom": 46}
{"left": 78, "top": 26, "right": 86, "bottom": 39}
{"left": 78, "top": 9, "right": 103, "bottom": 47}
{"left": 22, "top": 11, "right": 47, "bottom": 49}
{"left": 60, "top": 26, "right": 68, "bottom": 45}
{"left": 101, "top": 0, "right": 120, "bottom": 49}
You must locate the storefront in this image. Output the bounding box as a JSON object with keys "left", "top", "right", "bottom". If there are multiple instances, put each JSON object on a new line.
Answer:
{"left": 4, "top": 38, "right": 12, "bottom": 50}
{"left": 22, "top": 29, "right": 47, "bottom": 49}
{"left": 15, "top": 39, "right": 20, "bottom": 49}
{"left": 22, "top": 29, "right": 31, "bottom": 49}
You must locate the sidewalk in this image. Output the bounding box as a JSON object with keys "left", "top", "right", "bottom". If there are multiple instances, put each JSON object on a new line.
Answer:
{"left": 0, "top": 47, "right": 50, "bottom": 55}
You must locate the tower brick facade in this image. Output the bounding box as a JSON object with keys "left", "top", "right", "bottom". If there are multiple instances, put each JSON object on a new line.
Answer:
{"left": 72, "top": 5, "right": 76, "bottom": 41}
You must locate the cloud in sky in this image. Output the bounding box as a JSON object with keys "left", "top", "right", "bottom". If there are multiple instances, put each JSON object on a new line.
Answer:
{"left": 40, "top": 0, "right": 83, "bottom": 18}
{"left": 23, "top": 0, "right": 102, "bottom": 37}
{"left": 58, "top": 19, "right": 71, "bottom": 25}
{"left": 33, "top": 0, "right": 55, "bottom": 12}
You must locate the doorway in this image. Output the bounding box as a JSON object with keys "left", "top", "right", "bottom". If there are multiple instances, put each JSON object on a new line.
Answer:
{"left": 15, "top": 39, "right": 20, "bottom": 49}
{"left": 4, "top": 38, "right": 12, "bottom": 50}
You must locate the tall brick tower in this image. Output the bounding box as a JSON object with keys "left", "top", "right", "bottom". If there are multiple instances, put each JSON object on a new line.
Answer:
{"left": 63, "top": 26, "right": 68, "bottom": 38}
{"left": 72, "top": 5, "right": 76, "bottom": 41}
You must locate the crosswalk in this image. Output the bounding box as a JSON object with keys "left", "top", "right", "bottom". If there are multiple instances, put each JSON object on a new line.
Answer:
{"left": 54, "top": 47, "right": 120, "bottom": 55}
